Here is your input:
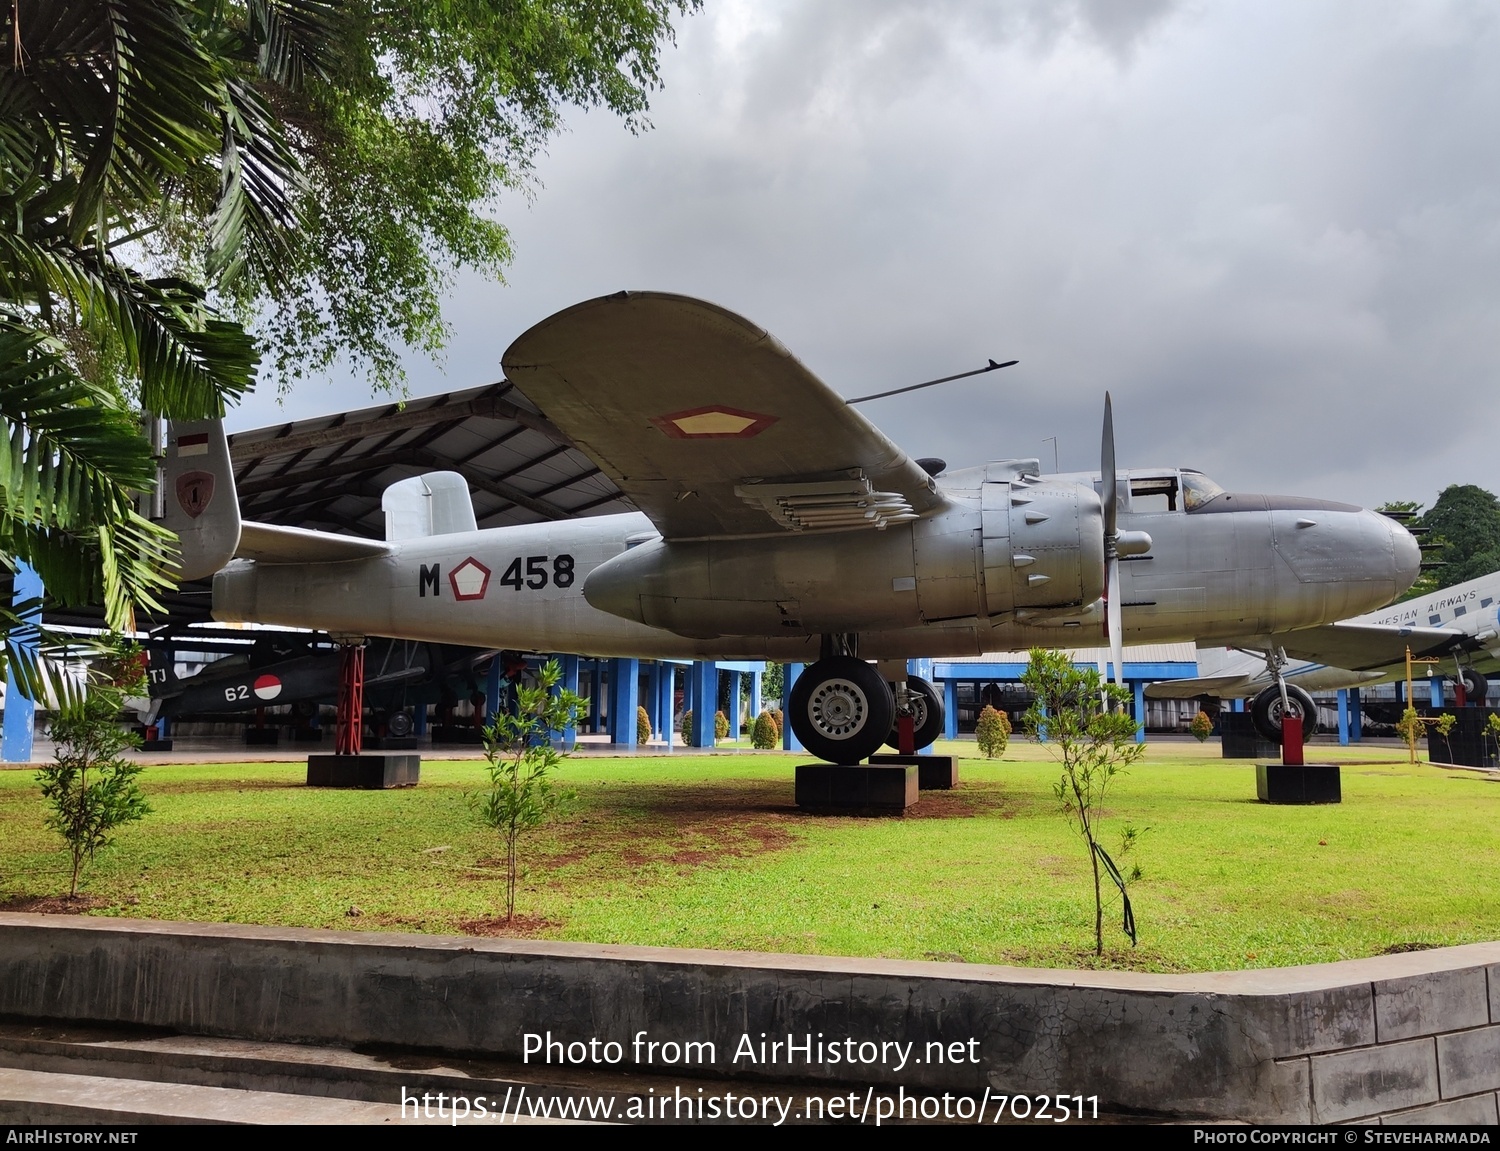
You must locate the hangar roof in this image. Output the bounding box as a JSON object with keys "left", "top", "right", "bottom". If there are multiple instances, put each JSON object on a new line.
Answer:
{"left": 228, "top": 380, "right": 631, "bottom": 537}
{"left": 42, "top": 380, "right": 632, "bottom": 632}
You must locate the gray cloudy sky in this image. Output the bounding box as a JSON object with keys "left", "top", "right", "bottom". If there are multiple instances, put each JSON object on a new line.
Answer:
{"left": 230, "top": 0, "right": 1500, "bottom": 511}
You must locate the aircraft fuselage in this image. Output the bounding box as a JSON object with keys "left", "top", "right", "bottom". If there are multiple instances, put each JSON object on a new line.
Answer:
{"left": 213, "top": 464, "right": 1418, "bottom": 662}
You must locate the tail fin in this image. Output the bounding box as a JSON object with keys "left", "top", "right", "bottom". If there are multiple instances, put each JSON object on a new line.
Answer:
{"left": 382, "top": 471, "right": 477, "bottom": 540}
{"left": 163, "top": 419, "right": 241, "bottom": 580}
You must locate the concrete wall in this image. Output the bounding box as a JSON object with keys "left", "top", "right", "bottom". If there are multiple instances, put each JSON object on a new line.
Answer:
{"left": 0, "top": 913, "right": 1495, "bottom": 1124}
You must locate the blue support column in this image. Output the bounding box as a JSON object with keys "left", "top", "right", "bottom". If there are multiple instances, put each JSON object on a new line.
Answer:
{"left": 1132, "top": 681, "right": 1146, "bottom": 744}
{"left": 908, "top": 657, "right": 934, "bottom": 754}
{"left": 727, "top": 671, "right": 742, "bottom": 741}
{"left": 1231, "top": 697, "right": 1245, "bottom": 713}
{"left": 691, "top": 661, "right": 717, "bottom": 748}
{"left": 659, "top": 664, "right": 675, "bottom": 747}
{"left": 782, "top": 662, "right": 804, "bottom": 751}
{"left": 748, "top": 670, "right": 761, "bottom": 729}
{"left": 559, "top": 654, "right": 580, "bottom": 750}
{"left": 1337, "top": 688, "right": 1350, "bottom": 746}
{"left": 1349, "top": 687, "right": 1363, "bottom": 742}
{"left": 1429, "top": 673, "right": 1444, "bottom": 708}
{"left": 157, "top": 714, "right": 171, "bottom": 738}
{"left": 608, "top": 658, "right": 640, "bottom": 746}
{"left": 944, "top": 680, "right": 959, "bottom": 740}
{"left": 413, "top": 700, "right": 428, "bottom": 736}
{"left": 485, "top": 656, "right": 502, "bottom": 726}
{"left": 645, "top": 662, "right": 661, "bottom": 741}
{"left": 589, "top": 663, "right": 603, "bottom": 733}
{"left": 2, "top": 562, "right": 42, "bottom": 764}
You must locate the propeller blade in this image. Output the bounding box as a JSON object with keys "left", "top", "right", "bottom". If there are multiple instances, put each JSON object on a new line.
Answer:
{"left": 1101, "top": 391, "right": 1117, "bottom": 542}
{"left": 1107, "top": 557, "right": 1124, "bottom": 689}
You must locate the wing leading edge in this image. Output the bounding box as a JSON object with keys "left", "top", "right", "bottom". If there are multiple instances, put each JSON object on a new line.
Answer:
{"left": 501, "top": 292, "right": 948, "bottom": 540}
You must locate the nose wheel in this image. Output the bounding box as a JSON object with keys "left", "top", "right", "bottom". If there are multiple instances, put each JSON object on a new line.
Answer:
{"left": 1251, "top": 682, "right": 1319, "bottom": 744}
{"left": 788, "top": 656, "right": 895, "bottom": 764}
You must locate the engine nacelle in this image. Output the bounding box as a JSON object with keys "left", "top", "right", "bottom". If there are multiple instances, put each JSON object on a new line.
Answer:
{"left": 980, "top": 478, "right": 1106, "bottom": 617}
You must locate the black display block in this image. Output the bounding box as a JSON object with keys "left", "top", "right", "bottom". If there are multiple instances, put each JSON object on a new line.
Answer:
{"left": 867, "top": 753, "right": 959, "bottom": 789}
{"left": 307, "top": 753, "right": 421, "bottom": 789}
{"left": 1220, "top": 712, "right": 1280, "bottom": 759}
{"left": 795, "top": 763, "right": 917, "bottom": 814}
{"left": 1256, "top": 763, "right": 1341, "bottom": 804}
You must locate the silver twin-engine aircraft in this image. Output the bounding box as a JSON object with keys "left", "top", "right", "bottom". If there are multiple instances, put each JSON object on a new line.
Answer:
{"left": 165, "top": 292, "right": 1422, "bottom": 764}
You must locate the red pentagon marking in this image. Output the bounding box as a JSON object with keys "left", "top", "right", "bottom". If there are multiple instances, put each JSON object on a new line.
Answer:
{"left": 449, "top": 557, "right": 491, "bottom": 601}
{"left": 650, "top": 405, "right": 779, "bottom": 439}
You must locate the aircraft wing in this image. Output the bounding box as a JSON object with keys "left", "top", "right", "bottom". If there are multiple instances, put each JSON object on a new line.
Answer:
{"left": 501, "top": 292, "right": 947, "bottom": 540}
{"left": 237, "top": 522, "right": 392, "bottom": 564}
{"left": 1231, "top": 622, "right": 1472, "bottom": 671}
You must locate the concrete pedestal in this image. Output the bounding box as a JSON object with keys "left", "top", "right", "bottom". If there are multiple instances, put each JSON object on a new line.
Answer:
{"left": 794, "top": 763, "right": 917, "bottom": 814}
{"left": 140, "top": 739, "right": 174, "bottom": 752}
{"left": 307, "top": 754, "right": 421, "bottom": 790}
{"left": 867, "top": 753, "right": 959, "bottom": 789}
{"left": 366, "top": 735, "right": 419, "bottom": 751}
{"left": 244, "top": 728, "right": 279, "bottom": 746}
{"left": 1256, "top": 763, "right": 1341, "bottom": 804}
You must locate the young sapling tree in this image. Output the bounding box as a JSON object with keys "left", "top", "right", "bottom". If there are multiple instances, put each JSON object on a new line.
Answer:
{"left": 474, "top": 658, "right": 582, "bottom": 923}
{"left": 1022, "top": 648, "right": 1146, "bottom": 956}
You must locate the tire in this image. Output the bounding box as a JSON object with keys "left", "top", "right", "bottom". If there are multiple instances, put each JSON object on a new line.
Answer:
{"left": 386, "top": 710, "right": 414, "bottom": 738}
{"left": 885, "top": 676, "right": 944, "bottom": 751}
{"left": 789, "top": 657, "right": 895, "bottom": 764}
{"left": 1458, "top": 668, "right": 1489, "bottom": 705}
{"left": 1251, "top": 683, "right": 1319, "bottom": 743}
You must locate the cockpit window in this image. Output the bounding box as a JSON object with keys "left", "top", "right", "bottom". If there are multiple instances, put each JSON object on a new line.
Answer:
{"left": 1181, "top": 471, "right": 1225, "bottom": 511}
{"left": 1129, "top": 475, "right": 1179, "bottom": 513}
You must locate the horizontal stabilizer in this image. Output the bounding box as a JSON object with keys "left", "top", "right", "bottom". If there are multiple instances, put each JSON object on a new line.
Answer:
{"left": 1144, "top": 675, "right": 1253, "bottom": 700}
{"left": 238, "top": 522, "right": 392, "bottom": 565}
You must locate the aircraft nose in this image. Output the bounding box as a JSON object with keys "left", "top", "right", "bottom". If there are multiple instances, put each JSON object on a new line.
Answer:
{"left": 1388, "top": 514, "right": 1422, "bottom": 596}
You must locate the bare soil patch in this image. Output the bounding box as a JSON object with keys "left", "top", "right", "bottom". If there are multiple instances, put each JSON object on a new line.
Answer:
{"left": 457, "top": 915, "right": 557, "bottom": 937}
{"left": 0, "top": 893, "right": 107, "bottom": 914}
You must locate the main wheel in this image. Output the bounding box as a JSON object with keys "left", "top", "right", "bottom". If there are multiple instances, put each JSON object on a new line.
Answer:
{"left": 386, "top": 710, "right": 414, "bottom": 738}
{"left": 1458, "top": 668, "right": 1489, "bottom": 705}
{"left": 1251, "top": 683, "right": 1319, "bottom": 743}
{"left": 789, "top": 657, "right": 895, "bottom": 764}
{"left": 885, "top": 676, "right": 944, "bottom": 752}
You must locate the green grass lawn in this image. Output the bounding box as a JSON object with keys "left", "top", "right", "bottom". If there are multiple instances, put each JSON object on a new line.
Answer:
{"left": 2, "top": 740, "right": 1496, "bottom": 973}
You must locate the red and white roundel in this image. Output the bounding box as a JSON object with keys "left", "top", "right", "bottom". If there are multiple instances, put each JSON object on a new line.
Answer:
{"left": 252, "top": 674, "right": 282, "bottom": 701}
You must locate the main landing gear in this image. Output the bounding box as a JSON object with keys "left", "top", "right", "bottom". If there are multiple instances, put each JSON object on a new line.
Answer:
{"left": 787, "top": 637, "right": 944, "bottom": 763}
{"left": 1249, "top": 647, "right": 1320, "bottom": 744}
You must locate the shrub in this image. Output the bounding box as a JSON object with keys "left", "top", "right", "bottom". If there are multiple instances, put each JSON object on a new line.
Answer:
{"left": 1189, "top": 710, "right": 1213, "bottom": 742}
{"left": 975, "top": 704, "right": 1011, "bottom": 758}
{"left": 681, "top": 709, "right": 693, "bottom": 742}
{"left": 751, "top": 711, "right": 779, "bottom": 749}
{"left": 636, "top": 705, "right": 651, "bottom": 746}
{"left": 714, "top": 710, "right": 730, "bottom": 740}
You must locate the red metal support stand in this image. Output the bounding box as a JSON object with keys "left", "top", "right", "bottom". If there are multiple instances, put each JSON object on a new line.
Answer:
{"left": 896, "top": 714, "right": 915, "bottom": 756}
{"left": 1281, "top": 716, "right": 1304, "bottom": 766}
{"left": 335, "top": 643, "right": 365, "bottom": 756}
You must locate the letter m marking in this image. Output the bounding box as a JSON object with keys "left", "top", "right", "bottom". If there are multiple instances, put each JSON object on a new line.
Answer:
{"left": 420, "top": 564, "right": 441, "bottom": 597}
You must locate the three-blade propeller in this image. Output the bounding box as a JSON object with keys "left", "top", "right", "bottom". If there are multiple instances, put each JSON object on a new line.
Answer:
{"left": 1100, "top": 393, "right": 1152, "bottom": 691}
{"left": 1101, "top": 394, "right": 1124, "bottom": 688}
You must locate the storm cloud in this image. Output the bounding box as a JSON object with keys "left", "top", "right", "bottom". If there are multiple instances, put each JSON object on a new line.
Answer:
{"left": 234, "top": 0, "right": 1500, "bottom": 511}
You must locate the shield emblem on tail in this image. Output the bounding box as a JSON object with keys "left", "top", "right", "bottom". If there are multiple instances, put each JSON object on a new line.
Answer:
{"left": 176, "top": 471, "right": 214, "bottom": 519}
